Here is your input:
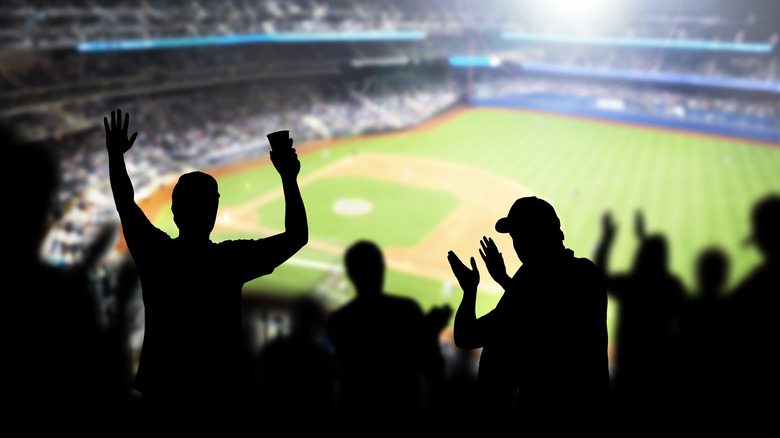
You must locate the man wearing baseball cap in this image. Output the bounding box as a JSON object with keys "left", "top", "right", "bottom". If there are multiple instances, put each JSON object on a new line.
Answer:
{"left": 448, "top": 196, "right": 609, "bottom": 430}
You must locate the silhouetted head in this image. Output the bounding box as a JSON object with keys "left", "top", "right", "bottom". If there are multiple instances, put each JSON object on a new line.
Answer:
{"left": 745, "top": 194, "right": 780, "bottom": 262}
{"left": 344, "top": 240, "right": 384, "bottom": 296}
{"left": 171, "top": 171, "right": 220, "bottom": 240}
{"left": 633, "top": 234, "right": 669, "bottom": 277}
{"left": 495, "top": 197, "right": 564, "bottom": 263}
{"left": 696, "top": 247, "right": 729, "bottom": 300}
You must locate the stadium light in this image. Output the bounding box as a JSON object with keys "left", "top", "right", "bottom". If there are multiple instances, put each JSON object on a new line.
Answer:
{"left": 537, "top": 0, "right": 618, "bottom": 24}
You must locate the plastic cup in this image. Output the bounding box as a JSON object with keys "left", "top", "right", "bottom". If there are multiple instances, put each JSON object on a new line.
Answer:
{"left": 266, "top": 130, "right": 290, "bottom": 151}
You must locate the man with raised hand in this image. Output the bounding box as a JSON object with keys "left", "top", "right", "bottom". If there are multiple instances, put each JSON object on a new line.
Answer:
{"left": 105, "top": 109, "right": 307, "bottom": 426}
{"left": 448, "top": 196, "right": 609, "bottom": 432}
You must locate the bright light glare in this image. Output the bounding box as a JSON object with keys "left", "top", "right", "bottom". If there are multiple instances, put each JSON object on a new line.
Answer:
{"left": 534, "top": 0, "right": 625, "bottom": 25}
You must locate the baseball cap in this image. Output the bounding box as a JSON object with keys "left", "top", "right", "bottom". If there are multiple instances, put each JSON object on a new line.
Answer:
{"left": 495, "top": 196, "right": 561, "bottom": 235}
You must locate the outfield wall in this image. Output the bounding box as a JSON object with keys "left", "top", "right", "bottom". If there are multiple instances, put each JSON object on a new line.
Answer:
{"left": 470, "top": 95, "right": 780, "bottom": 143}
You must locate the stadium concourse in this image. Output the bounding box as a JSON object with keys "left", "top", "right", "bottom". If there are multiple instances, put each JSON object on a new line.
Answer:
{"left": 1, "top": 0, "right": 778, "bottom": 430}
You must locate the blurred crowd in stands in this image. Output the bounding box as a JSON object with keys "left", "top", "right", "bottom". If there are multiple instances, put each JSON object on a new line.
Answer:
{"left": 4, "top": 69, "right": 458, "bottom": 271}
{"left": 1, "top": 41, "right": 777, "bottom": 111}
{"left": 471, "top": 74, "right": 779, "bottom": 130}
{"left": 1, "top": 0, "right": 777, "bottom": 49}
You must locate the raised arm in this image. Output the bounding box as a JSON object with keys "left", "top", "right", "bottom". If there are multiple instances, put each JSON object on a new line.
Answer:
{"left": 104, "top": 109, "right": 145, "bottom": 223}
{"left": 447, "top": 251, "right": 484, "bottom": 349}
{"left": 260, "top": 141, "right": 308, "bottom": 268}
{"left": 594, "top": 211, "right": 630, "bottom": 299}
{"left": 594, "top": 211, "right": 616, "bottom": 279}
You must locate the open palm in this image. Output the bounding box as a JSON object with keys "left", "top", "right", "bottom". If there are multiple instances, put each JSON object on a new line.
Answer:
{"left": 447, "top": 251, "right": 479, "bottom": 294}
{"left": 479, "top": 236, "right": 510, "bottom": 288}
{"left": 104, "top": 109, "right": 138, "bottom": 156}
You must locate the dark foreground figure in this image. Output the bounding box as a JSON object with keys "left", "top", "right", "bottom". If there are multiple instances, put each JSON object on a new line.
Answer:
{"left": 448, "top": 197, "right": 610, "bottom": 432}
{"left": 595, "top": 211, "right": 686, "bottom": 426}
{"left": 4, "top": 126, "right": 137, "bottom": 432}
{"left": 327, "top": 240, "right": 452, "bottom": 426}
{"left": 105, "top": 110, "right": 307, "bottom": 428}
{"left": 722, "top": 194, "right": 780, "bottom": 431}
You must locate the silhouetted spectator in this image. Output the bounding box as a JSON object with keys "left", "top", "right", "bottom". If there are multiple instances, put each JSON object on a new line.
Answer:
{"left": 3, "top": 127, "right": 127, "bottom": 431}
{"left": 678, "top": 247, "right": 730, "bottom": 422}
{"left": 104, "top": 109, "right": 308, "bottom": 428}
{"left": 595, "top": 211, "right": 686, "bottom": 426}
{"left": 254, "top": 296, "right": 338, "bottom": 422}
{"left": 327, "top": 240, "right": 451, "bottom": 425}
{"left": 725, "top": 194, "right": 780, "bottom": 427}
{"left": 448, "top": 197, "right": 609, "bottom": 432}
{"left": 427, "top": 343, "right": 480, "bottom": 427}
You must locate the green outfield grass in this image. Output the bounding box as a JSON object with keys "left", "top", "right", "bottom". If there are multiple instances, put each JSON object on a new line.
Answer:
{"left": 153, "top": 108, "right": 780, "bottom": 337}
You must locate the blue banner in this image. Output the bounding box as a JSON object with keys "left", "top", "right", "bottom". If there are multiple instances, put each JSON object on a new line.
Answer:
{"left": 77, "top": 31, "right": 427, "bottom": 52}
{"left": 501, "top": 32, "right": 774, "bottom": 53}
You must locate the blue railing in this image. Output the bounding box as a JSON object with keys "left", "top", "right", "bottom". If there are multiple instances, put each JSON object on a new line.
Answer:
{"left": 449, "top": 57, "right": 780, "bottom": 94}
{"left": 501, "top": 32, "right": 775, "bottom": 53}
{"left": 76, "top": 31, "right": 427, "bottom": 52}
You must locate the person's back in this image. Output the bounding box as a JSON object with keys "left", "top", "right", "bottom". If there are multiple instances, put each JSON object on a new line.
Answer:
{"left": 104, "top": 110, "right": 308, "bottom": 426}
{"left": 327, "top": 241, "right": 446, "bottom": 421}
{"left": 595, "top": 213, "right": 685, "bottom": 413}
{"left": 725, "top": 195, "right": 780, "bottom": 426}
{"left": 4, "top": 131, "right": 124, "bottom": 430}
{"left": 130, "top": 236, "right": 271, "bottom": 408}
{"left": 328, "top": 293, "right": 429, "bottom": 415}
{"left": 503, "top": 249, "right": 609, "bottom": 424}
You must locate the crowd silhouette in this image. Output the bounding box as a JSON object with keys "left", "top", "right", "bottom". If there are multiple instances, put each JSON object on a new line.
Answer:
{"left": 2, "top": 106, "right": 778, "bottom": 433}
{"left": 595, "top": 211, "right": 687, "bottom": 428}
{"left": 3, "top": 125, "right": 138, "bottom": 432}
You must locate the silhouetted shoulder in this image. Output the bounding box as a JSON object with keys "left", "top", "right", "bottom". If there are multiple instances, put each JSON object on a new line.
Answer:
{"left": 566, "top": 256, "right": 605, "bottom": 289}
{"left": 572, "top": 256, "right": 601, "bottom": 276}
{"left": 732, "top": 264, "right": 776, "bottom": 296}
{"left": 384, "top": 293, "right": 425, "bottom": 313}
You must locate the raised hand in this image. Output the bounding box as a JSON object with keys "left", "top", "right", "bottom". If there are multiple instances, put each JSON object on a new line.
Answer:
{"left": 479, "top": 236, "right": 510, "bottom": 289}
{"left": 447, "top": 251, "right": 479, "bottom": 295}
{"left": 103, "top": 109, "right": 138, "bottom": 156}
{"left": 270, "top": 141, "right": 301, "bottom": 180}
{"left": 634, "top": 210, "right": 646, "bottom": 240}
{"left": 602, "top": 211, "right": 617, "bottom": 241}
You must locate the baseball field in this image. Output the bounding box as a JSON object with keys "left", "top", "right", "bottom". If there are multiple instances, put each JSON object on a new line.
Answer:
{"left": 142, "top": 107, "right": 780, "bottom": 339}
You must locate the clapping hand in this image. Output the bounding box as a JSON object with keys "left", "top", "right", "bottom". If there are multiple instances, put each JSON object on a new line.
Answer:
{"left": 447, "top": 251, "right": 479, "bottom": 295}
{"left": 104, "top": 109, "right": 138, "bottom": 157}
{"left": 479, "top": 236, "right": 511, "bottom": 289}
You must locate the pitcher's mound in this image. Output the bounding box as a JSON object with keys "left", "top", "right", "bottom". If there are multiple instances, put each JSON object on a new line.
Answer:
{"left": 334, "top": 198, "right": 372, "bottom": 216}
